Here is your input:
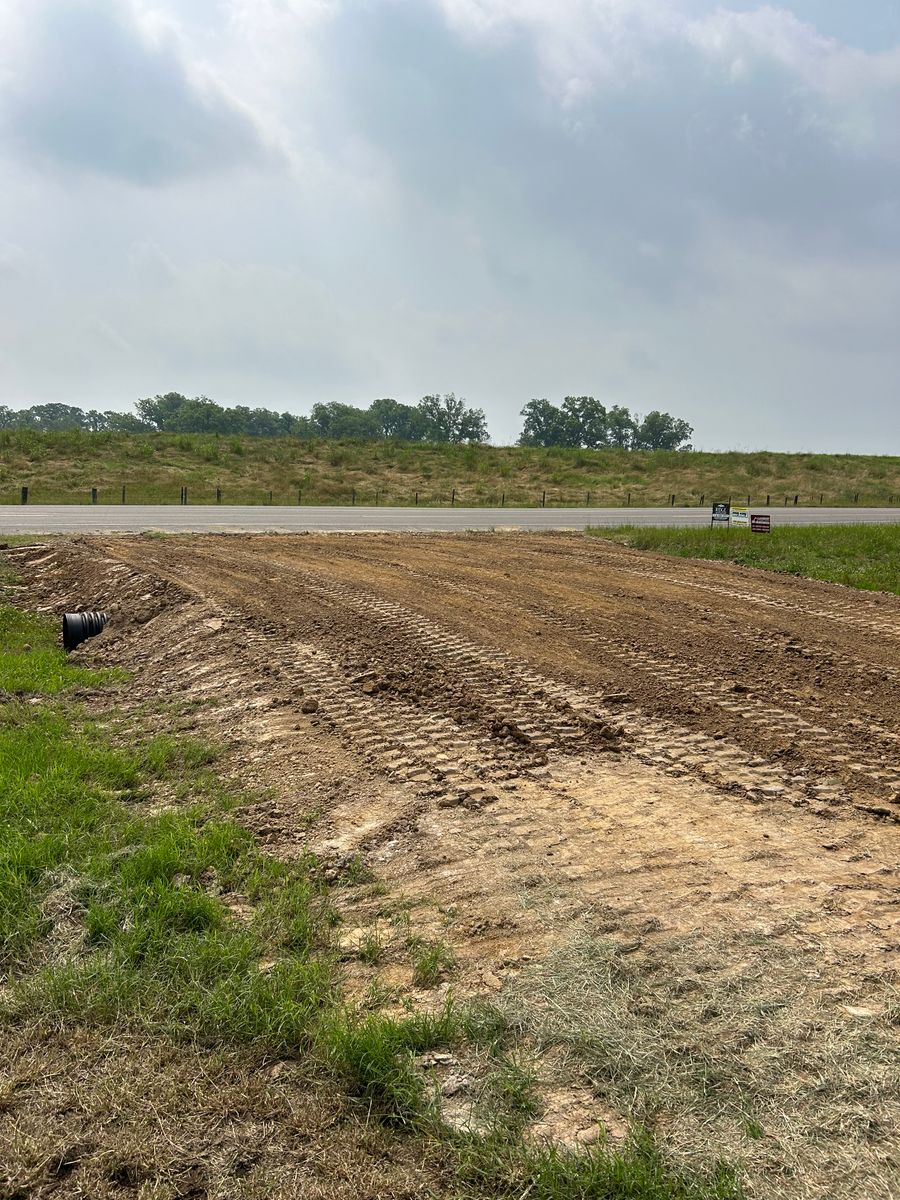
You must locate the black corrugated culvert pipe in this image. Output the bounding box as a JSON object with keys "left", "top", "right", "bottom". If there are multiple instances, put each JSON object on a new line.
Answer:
{"left": 62, "top": 611, "right": 108, "bottom": 652}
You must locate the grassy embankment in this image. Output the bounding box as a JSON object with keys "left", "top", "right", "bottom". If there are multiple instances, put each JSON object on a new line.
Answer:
{"left": 1, "top": 429, "right": 898, "bottom": 507}
{"left": 587, "top": 525, "right": 900, "bottom": 595}
{"left": 0, "top": 580, "right": 739, "bottom": 1196}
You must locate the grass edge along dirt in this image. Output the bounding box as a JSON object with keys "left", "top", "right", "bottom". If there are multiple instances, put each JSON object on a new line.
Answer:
{"left": 586, "top": 523, "right": 900, "bottom": 595}
{"left": 0, "top": 597, "right": 741, "bottom": 1200}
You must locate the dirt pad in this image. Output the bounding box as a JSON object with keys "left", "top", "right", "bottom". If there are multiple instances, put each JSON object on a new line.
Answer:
{"left": 7, "top": 532, "right": 899, "bottom": 1199}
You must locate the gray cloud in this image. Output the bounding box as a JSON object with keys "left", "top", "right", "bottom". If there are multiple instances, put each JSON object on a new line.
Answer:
{"left": 0, "top": 0, "right": 898, "bottom": 452}
{"left": 0, "top": 0, "right": 274, "bottom": 184}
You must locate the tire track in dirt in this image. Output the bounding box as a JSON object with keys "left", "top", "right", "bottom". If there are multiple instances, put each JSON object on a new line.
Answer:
{"left": 73, "top": 537, "right": 898, "bottom": 824}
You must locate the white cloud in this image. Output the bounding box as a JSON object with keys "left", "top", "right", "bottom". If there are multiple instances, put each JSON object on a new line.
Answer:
{"left": 0, "top": 0, "right": 279, "bottom": 183}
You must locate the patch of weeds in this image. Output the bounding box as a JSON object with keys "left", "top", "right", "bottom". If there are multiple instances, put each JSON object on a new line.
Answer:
{"left": 460, "top": 999, "right": 514, "bottom": 1051}
{"left": 320, "top": 1003, "right": 458, "bottom": 1125}
{"left": 477, "top": 1054, "right": 541, "bottom": 1134}
{"left": 358, "top": 928, "right": 384, "bottom": 965}
{"left": 454, "top": 1128, "right": 742, "bottom": 1200}
{"left": 409, "top": 937, "right": 457, "bottom": 987}
{"left": 336, "top": 853, "right": 374, "bottom": 887}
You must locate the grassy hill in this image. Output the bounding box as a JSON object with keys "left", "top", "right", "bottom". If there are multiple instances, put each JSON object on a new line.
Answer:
{"left": 1, "top": 429, "right": 898, "bottom": 507}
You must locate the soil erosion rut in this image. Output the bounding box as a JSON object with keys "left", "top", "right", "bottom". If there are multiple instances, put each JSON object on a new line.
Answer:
{"left": 8, "top": 532, "right": 899, "bottom": 1198}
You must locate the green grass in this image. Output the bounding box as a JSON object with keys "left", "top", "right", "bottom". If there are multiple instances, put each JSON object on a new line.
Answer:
{"left": 0, "top": 428, "right": 897, "bottom": 507}
{"left": 587, "top": 524, "right": 900, "bottom": 594}
{"left": 0, "top": 606, "right": 120, "bottom": 693}
{"left": 0, "top": 602, "right": 740, "bottom": 1199}
{"left": 410, "top": 937, "right": 458, "bottom": 986}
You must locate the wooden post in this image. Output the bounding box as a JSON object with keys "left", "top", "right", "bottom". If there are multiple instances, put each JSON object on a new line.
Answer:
{"left": 699, "top": 493, "right": 704, "bottom": 506}
{"left": 298, "top": 488, "right": 302, "bottom": 505}
{"left": 352, "top": 488, "right": 356, "bottom": 506}
{"left": 766, "top": 494, "right": 770, "bottom": 506}
{"left": 414, "top": 491, "right": 418, "bottom": 506}
{"left": 268, "top": 490, "right": 273, "bottom": 505}
{"left": 627, "top": 492, "right": 631, "bottom": 507}
{"left": 670, "top": 493, "right": 675, "bottom": 507}
{"left": 541, "top": 490, "right": 546, "bottom": 508}
{"left": 216, "top": 487, "right": 222, "bottom": 504}
{"left": 20, "top": 486, "right": 28, "bottom": 505}
{"left": 451, "top": 488, "right": 456, "bottom": 507}
{"left": 501, "top": 492, "right": 505, "bottom": 507}
{"left": 91, "top": 487, "right": 98, "bottom": 504}
{"left": 794, "top": 494, "right": 799, "bottom": 506}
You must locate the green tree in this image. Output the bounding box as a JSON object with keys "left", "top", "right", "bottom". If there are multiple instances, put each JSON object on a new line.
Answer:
{"left": 607, "top": 405, "right": 637, "bottom": 448}
{"left": 418, "top": 394, "right": 488, "bottom": 442}
{"left": 561, "top": 396, "right": 610, "bottom": 448}
{"left": 632, "top": 411, "right": 693, "bottom": 451}
{"left": 518, "top": 399, "right": 577, "bottom": 447}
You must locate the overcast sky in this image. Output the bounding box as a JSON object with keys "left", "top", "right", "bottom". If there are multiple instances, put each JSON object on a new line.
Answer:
{"left": 1, "top": 0, "right": 899, "bottom": 450}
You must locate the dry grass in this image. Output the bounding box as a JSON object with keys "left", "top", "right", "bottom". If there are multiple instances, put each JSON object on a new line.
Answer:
{"left": 0, "top": 1026, "right": 451, "bottom": 1199}
{"left": 498, "top": 930, "right": 900, "bottom": 1200}
{"left": 1, "top": 430, "right": 898, "bottom": 507}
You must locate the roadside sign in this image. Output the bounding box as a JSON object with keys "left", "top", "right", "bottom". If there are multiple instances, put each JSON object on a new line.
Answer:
{"left": 730, "top": 507, "right": 749, "bottom": 528}
{"left": 711, "top": 502, "right": 730, "bottom": 526}
{"left": 751, "top": 513, "right": 771, "bottom": 534}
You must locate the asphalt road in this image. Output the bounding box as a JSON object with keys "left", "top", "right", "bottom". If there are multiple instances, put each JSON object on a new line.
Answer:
{"left": 1, "top": 504, "right": 899, "bottom": 535}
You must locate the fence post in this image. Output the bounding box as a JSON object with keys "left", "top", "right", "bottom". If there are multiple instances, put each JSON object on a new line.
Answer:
{"left": 20, "top": 486, "right": 28, "bottom": 505}
{"left": 451, "top": 488, "right": 456, "bottom": 507}
{"left": 541, "top": 490, "right": 546, "bottom": 508}
{"left": 586, "top": 491, "right": 591, "bottom": 506}
{"left": 91, "top": 487, "right": 98, "bottom": 504}
{"left": 501, "top": 492, "right": 505, "bottom": 507}
{"left": 268, "top": 490, "right": 273, "bottom": 505}
{"left": 375, "top": 490, "right": 379, "bottom": 506}
{"left": 627, "top": 492, "right": 631, "bottom": 507}
{"left": 121, "top": 484, "right": 126, "bottom": 505}
{"left": 854, "top": 492, "right": 859, "bottom": 503}
{"left": 184, "top": 487, "right": 188, "bottom": 505}
{"left": 414, "top": 491, "right": 418, "bottom": 507}
{"left": 794, "top": 494, "right": 799, "bottom": 506}
{"left": 819, "top": 493, "right": 823, "bottom": 505}
{"left": 699, "top": 493, "right": 704, "bottom": 507}
{"left": 298, "top": 488, "right": 302, "bottom": 505}
{"left": 352, "top": 488, "right": 356, "bottom": 506}
{"left": 766, "top": 494, "right": 770, "bottom": 506}
{"left": 746, "top": 493, "right": 750, "bottom": 506}
{"left": 216, "top": 487, "right": 222, "bottom": 504}
{"left": 670, "top": 493, "right": 675, "bottom": 507}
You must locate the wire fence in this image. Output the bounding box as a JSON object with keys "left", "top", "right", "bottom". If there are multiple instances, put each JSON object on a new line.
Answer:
{"left": 4, "top": 485, "right": 899, "bottom": 508}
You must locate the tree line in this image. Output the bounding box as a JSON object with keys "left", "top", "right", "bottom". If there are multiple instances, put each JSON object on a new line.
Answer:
{"left": 519, "top": 398, "right": 693, "bottom": 451}
{"left": 0, "top": 392, "right": 693, "bottom": 450}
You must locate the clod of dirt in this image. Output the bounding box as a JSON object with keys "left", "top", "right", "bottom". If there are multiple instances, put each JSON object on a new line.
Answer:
{"left": 604, "top": 692, "right": 631, "bottom": 704}
{"left": 731, "top": 681, "right": 751, "bottom": 693}
{"left": 300, "top": 698, "right": 319, "bottom": 714}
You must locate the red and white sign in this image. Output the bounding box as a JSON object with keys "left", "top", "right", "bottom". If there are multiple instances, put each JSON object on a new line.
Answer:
{"left": 750, "top": 514, "right": 771, "bottom": 534}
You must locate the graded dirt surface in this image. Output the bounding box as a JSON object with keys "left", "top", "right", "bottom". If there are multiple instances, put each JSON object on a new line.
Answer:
{"left": 7, "top": 532, "right": 899, "bottom": 1199}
